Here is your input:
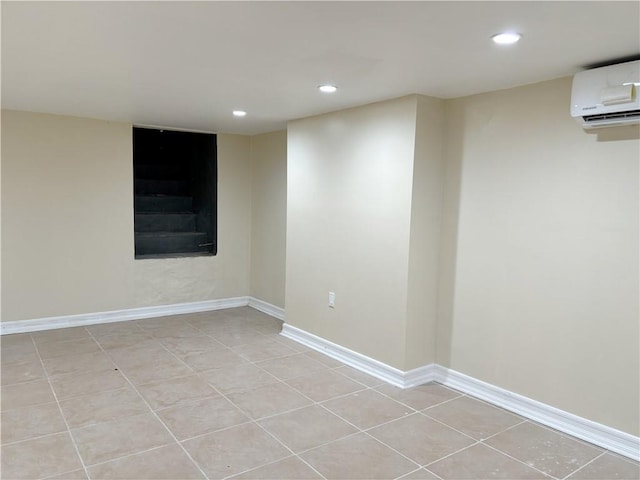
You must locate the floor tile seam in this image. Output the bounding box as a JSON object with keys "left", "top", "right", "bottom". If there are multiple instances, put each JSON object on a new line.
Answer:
{"left": 1, "top": 375, "right": 49, "bottom": 387}
{"left": 481, "top": 439, "right": 566, "bottom": 479}
{"left": 86, "top": 323, "right": 146, "bottom": 336}
{"left": 217, "top": 454, "right": 298, "bottom": 480}
{"left": 150, "top": 391, "right": 227, "bottom": 414}
{"left": 30, "top": 335, "right": 92, "bottom": 480}
{"left": 250, "top": 407, "right": 382, "bottom": 467}
{"left": 210, "top": 377, "right": 318, "bottom": 425}
{"left": 0, "top": 398, "right": 62, "bottom": 413}
{"left": 157, "top": 333, "right": 228, "bottom": 352}
{"left": 458, "top": 392, "right": 529, "bottom": 421}
{"left": 244, "top": 420, "right": 329, "bottom": 480}
{"left": 32, "top": 343, "right": 104, "bottom": 361}
{"left": 250, "top": 360, "right": 295, "bottom": 384}
{"left": 147, "top": 336, "right": 203, "bottom": 373}
{"left": 175, "top": 418, "right": 256, "bottom": 443}
{"left": 360, "top": 430, "right": 423, "bottom": 470}
{"left": 281, "top": 371, "right": 372, "bottom": 403}
{"left": 200, "top": 382, "right": 316, "bottom": 479}
{"left": 0, "top": 356, "right": 44, "bottom": 368}
{"left": 558, "top": 451, "right": 608, "bottom": 480}
{"left": 288, "top": 429, "right": 365, "bottom": 457}
{"left": 81, "top": 440, "right": 178, "bottom": 473}
{"left": 523, "top": 418, "right": 609, "bottom": 454}
{"left": 417, "top": 392, "right": 472, "bottom": 414}
{"left": 253, "top": 365, "right": 333, "bottom": 383}
{"left": 234, "top": 349, "right": 299, "bottom": 364}
{"left": 371, "top": 388, "right": 441, "bottom": 414}
{"left": 331, "top": 366, "right": 385, "bottom": 388}
{"left": 419, "top": 407, "right": 515, "bottom": 442}
{"left": 101, "top": 375, "right": 210, "bottom": 480}
{"left": 280, "top": 377, "right": 371, "bottom": 404}
{"left": 482, "top": 417, "right": 530, "bottom": 439}
{"left": 31, "top": 328, "right": 92, "bottom": 347}
{"left": 290, "top": 382, "right": 373, "bottom": 405}
{"left": 0, "top": 429, "right": 72, "bottom": 447}
{"left": 85, "top": 330, "right": 211, "bottom": 480}
{"left": 421, "top": 440, "right": 482, "bottom": 469}
{"left": 54, "top": 383, "right": 147, "bottom": 412}
{"left": 313, "top": 401, "right": 376, "bottom": 436}
{"left": 218, "top": 452, "right": 328, "bottom": 480}
{"left": 40, "top": 466, "right": 89, "bottom": 480}
{"left": 253, "top": 351, "right": 330, "bottom": 369}
{"left": 360, "top": 411, "right": 470, "bottom": 440}
{"left": 394, "top": 467, "right": 428, "bottom": 480}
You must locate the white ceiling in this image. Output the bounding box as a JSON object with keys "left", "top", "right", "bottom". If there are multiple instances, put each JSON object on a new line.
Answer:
{"left": 2, "top": 1, "right": 639, "bottom": 135}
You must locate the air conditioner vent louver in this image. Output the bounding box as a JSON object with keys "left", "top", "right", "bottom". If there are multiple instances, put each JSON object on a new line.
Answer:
{"left": 583, "top": 109, "right": 640, "bottom": 123}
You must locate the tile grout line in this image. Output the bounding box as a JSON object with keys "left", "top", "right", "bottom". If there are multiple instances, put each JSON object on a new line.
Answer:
{"left": 373, "top": 386, "right": 464, "bottom": 415}
{"left": 132, "top": 321, "right": 325, "bottom": 479}
{"left": 14, "top": 314, "right": 632, "bottom": 479}
{"left": 480, "top": 418, "right": 529, "bottom": 441}
{"left": 170, "top": 317, "right": 329, "bottom": 480}
{"left": 74, "top": 442, "right": 176, "bottom": 470}
{"left": 190, "top": 367, "right": 329, "bottom": 479}
{"left": 559, "top": 451, "right": 607, "bottom": 480}
{"left": 481, "top": 439, "right": 566, "bottom": 479}
{"left": 84, "top": 329, "right": 211, "bottom": 480}
{"left": 29, "top": 332, "right": 92, "bottom": 480}
{"left": 419, "top": 405, "right": 526, "bottom": 443}
{"left": 175, "top": 315, "right": 340, "bottom": 479}
{"left": 479, "top": 418, "right": 611, "bottom": 479}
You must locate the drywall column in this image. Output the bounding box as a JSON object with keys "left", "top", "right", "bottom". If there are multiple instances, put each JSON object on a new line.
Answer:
{"left": 286, "top": 95, "right": 444, "bottom": 370}
{"left": 404, "top": 95, "right": 446, "bottom": 369}
{"left": 249, "top": 131, "right": 287, "bottom": 308}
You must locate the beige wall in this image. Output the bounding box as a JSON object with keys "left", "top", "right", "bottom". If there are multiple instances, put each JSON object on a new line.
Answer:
{"left": 1, "top": 111, "right": 253, "bottom": 321}
{"left": 286, "top": 96, "right": 421, "bottom": 369}
{"left": 2, "top": 111, "right": 135, "bottom": 321}
{"left": 249, "top": 130, "right": 287, "bottom": 308}
{"left": 404, "top": 95, "right": 445, "bottom": 369}
{"left": 439, "top": 77, "right": 640, "bottom": 435}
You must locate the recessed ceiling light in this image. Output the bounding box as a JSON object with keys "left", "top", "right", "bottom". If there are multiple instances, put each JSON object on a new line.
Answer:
{"left": 491, "top": 32, "right": 521, "bottom": 45}
{"left": 233, "top": 110, "right": 247, "bottom": 117}
{"left": 319, "top": 85, "right": 338, "bottom": 93}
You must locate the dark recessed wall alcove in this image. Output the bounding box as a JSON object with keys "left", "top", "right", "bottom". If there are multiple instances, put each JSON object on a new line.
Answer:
{"left": 133, "top": 127, "right": 217, "bottom": 258}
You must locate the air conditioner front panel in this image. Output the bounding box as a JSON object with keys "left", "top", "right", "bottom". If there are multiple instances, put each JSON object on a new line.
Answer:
{"left": 570, "top": 60, "right": 640, "bottom": 128}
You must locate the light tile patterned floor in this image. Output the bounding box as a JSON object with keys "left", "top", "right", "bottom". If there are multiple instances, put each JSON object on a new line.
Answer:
{"left": 1, "top": 307, "right": 638, "bottom": 480}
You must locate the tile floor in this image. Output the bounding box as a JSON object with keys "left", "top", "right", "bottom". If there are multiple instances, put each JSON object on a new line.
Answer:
{"left": 1, "top": 307, "right": 638, "bottom": 480}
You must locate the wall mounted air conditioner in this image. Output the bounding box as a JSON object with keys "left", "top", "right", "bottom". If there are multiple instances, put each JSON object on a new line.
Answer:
{"left": 570, "top": 60, "right": 640, "bottom": 129}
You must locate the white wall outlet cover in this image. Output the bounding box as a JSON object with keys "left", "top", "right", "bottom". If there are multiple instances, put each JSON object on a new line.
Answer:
{"left": 328, "top": 291, "right": 336, "bottom": 308}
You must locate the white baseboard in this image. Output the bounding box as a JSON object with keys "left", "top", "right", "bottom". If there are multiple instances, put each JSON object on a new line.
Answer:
{"left": 433, "top": 366, "right": 640, "bottom": 461}
{"left": 0, "top": 297, "right": 250, "bottom": 335}
{"left": 280, "top": 323, "right": 437, "bottom": 388}
{"left": 248, "top": 297, "right": 285, "bottom": 321}
{"left": 3, "top": 301, "right": 638, "bottom": 462}
{"left": 281, "top": 322, "right": 639, "bottom": 461}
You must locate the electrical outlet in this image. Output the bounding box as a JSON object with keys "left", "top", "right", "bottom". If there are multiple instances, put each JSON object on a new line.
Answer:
{"left": 328, "top": 291, "right": 336, "bottom": 308}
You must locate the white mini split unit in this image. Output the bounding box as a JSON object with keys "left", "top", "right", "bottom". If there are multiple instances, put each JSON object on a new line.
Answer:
{"left": 570, "top": 60, "right": 640, "bottom": 129}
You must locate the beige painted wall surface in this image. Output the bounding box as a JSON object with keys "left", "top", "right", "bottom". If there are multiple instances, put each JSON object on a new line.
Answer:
{"left": 440, "top": 77, "right": 640, "bottom": 435}
{"left": 403, "top": 95, "right": 445, "bottom": 370}
{"left": 249, "top": 130, "right": 287, "bottom": 308}
{"left": 134, "top": 134, "right": 252, "bottom": 306}
{"left": 2, "top": 111, "right": 253, "bottom": 321}
{"left": 2, "top": 111, "right": 135, "bottom": 321}
{"left": 286, "top": 97, "right": 418, "bottom": 369}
